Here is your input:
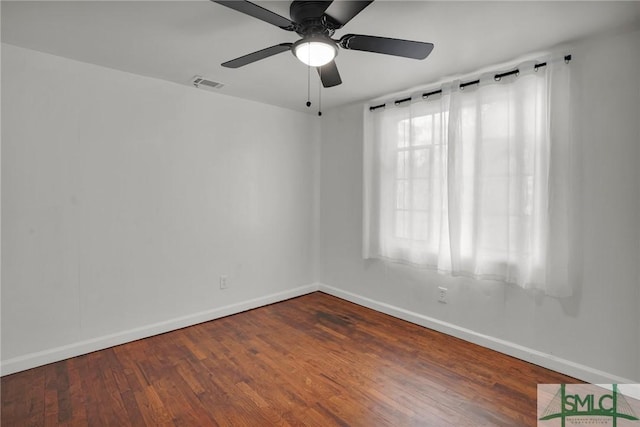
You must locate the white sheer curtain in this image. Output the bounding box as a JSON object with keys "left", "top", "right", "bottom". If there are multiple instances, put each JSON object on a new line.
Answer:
{"left": 363, "top": 56, "right": 574, "bottom": 296}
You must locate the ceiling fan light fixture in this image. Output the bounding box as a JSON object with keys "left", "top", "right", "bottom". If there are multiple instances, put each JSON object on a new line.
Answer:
{"left": 293, "top": 38, "right": 337, "bottom": 67}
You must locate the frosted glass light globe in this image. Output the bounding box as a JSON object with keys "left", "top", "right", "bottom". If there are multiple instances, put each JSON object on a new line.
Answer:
{"left": 294, "top": 40, "right": 337, "bottom": 67}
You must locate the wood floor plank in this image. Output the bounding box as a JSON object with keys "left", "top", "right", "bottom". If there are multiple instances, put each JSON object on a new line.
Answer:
{"left": 18, "top": 366, "right": 46, "bottom": 427}
{"left": 65, "top": 358, "right": 89, "bottom": 426}
{"left": 43, "top": 365, "right": 59, "bottom": 426}
{"left": 2, "top": 292, "right": 580, "bottom": 426}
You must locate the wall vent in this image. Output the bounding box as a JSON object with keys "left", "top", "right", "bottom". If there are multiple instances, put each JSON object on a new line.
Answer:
{"left": 191, "top": 76, "right": 224, "bottom": 91}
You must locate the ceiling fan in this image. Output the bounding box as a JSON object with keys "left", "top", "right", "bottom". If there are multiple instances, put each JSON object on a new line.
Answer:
{"left": 212, "top": 0, "right": 434, "bottom": 88}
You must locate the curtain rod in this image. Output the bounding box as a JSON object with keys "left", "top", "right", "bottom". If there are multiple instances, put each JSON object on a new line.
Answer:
{"left": 369, "top": 54, "right": 572, "bottom": 111}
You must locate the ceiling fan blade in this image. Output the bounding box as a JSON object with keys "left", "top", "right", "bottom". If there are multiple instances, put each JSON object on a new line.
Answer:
{"left": 212, "top": 1, "right": 295, "bottom": 30}
{"left": 323, "top": 1, "right": 374, "bottom": 27}
{"left": 222, "top": 43, "right": 293, "bottom": 68}
{"left": 317, "top": 60, "right": 342, "bottom": 88}
{"left": 340, "top": 34, "right": 434, "bottom": 60}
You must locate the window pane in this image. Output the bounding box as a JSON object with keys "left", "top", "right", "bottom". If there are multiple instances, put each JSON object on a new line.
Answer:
{"left": 395, "top": 210, "right": 410, "bottom": 239}
{"left": 397, "top": 151, "right": 409, "bottom": 179}
{"left": 396, "top": 180, "right": 409, "bottom": 209}
{"left": 412, "top": 115, "right": 431, "bottom": 146}
{"left": 397, "top": 119, "right": 409, "bottom": 148}
{"left": 433, "top": 112, "right": 441, "bottom": 144}
{"left": 412, "top": 179, "right": 429, "bottom": 210}
{"left": 432, "top": 145, "right": 443, "bottom": 179}
{"left": 413, "top": 149, "right": 428, "bottom": 178}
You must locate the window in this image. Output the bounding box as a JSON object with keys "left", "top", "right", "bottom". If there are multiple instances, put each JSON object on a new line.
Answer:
{"left": 389, "top": 106, "right": 449, "bottom": 267}
{"left": 364, "top": 58, "right": 574, "bottom": 296}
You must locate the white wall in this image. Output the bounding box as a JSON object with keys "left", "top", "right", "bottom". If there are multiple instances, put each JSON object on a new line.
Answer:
{"left": 1, "top": 44, "right": 319, "bottom": 373}
{"left": 319, "top": 28, "right": 640, "bottom": 383}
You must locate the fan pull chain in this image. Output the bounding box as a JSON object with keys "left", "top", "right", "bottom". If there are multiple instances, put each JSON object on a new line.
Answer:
{"left": 318, "top": 67, "right": 322, "bottom": 117}
{"left": 306, "top": 64, "right": 311, "bottom": 108}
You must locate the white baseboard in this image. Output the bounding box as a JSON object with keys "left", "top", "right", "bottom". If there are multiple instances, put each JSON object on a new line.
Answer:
{"left": 317, "top": 283, "right": 636, "bottom": 384}
{"left": 1, "top": 284, "right": 319, "bottom": 376}
{"left": 3, "top": 282, "right": 634, "bottom": 384}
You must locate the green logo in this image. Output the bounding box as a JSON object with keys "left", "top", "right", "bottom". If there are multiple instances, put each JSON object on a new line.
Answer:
{"left": 539, "top": 384, "right": 639, "bottom": 426}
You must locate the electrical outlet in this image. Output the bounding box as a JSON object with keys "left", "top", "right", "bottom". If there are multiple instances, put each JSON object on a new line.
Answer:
{"left": 219, "top": 275, "right": 228, "bottom": 290}
{"left": 438, "top": 286, "right": 448, "bottom": 303}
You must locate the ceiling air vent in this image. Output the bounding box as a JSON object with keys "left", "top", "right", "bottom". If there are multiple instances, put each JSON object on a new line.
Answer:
{"left": 191, "top": 76, "right": 224, "bottom": 91}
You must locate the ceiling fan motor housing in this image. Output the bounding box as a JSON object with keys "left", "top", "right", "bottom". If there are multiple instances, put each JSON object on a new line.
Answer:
{"left": 290, "top": 1, "right": 338, "bottom": 37}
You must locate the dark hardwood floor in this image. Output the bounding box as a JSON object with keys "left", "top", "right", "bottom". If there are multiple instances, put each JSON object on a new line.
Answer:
{"left": 1, "top": 292, "right": 578, "bottom": 426}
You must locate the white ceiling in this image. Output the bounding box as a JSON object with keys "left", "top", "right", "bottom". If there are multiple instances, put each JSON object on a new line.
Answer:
{"left": 3, "top": 1, "right": 640, "bottom": 113}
